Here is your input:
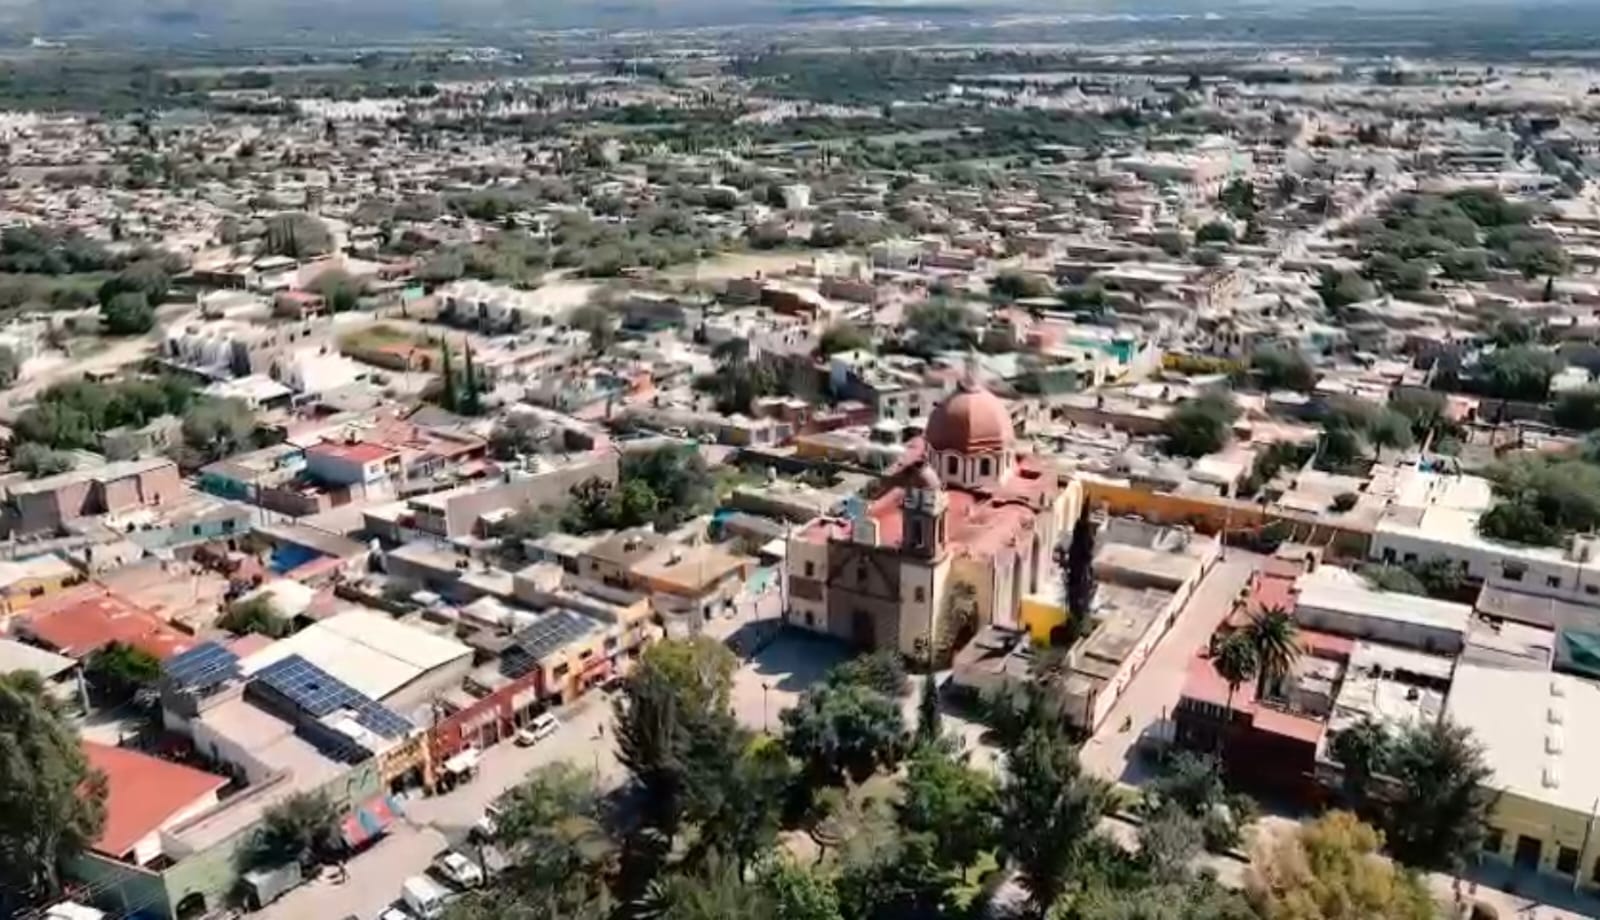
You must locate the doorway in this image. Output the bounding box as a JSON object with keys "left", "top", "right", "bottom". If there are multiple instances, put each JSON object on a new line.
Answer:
{"left": 1513, "top": 834, "right": 1543, "bottom": 872}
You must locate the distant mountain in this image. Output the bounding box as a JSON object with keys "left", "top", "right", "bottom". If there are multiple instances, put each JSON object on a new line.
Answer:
{"left": 0, "top": 0, "right": 1589, "bottom": 46}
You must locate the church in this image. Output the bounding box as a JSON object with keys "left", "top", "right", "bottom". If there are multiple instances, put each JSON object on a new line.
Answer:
{"left": 785, "top": 380, "right": 1077, "bottom": 659}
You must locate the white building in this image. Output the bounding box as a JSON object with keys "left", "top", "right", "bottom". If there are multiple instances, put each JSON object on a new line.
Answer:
{"left": 1294, "top": 565, "right": 1472, "bottom": 655}
{"left": 1371, "top": 468, "right": 1600, "bottom": 609}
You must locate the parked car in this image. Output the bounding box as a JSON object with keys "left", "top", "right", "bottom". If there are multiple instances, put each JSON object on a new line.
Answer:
{"left": 514, "top": 712, "right": 560, "bottom": 746}
{"left": 431, "top": 851, "right": 485, "bottom": 889}
{"left": 469, "top": 802, "right": 503, "bottom": 842}
{"left": 378, "top": 909, "right": 415, "bottom": 920}
{"left": 240, "top": 862, "right": 301, "bottom": 910}
{"left": 401, "top": 876, "right": 453, "bottom": 920}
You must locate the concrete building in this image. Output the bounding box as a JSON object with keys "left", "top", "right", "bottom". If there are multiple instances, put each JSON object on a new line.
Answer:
{"left": 2, "top": 458, "right": 183, "bottom": 536}
{"left": 1448, "top": 664, "right": 1600, "bottom": 889}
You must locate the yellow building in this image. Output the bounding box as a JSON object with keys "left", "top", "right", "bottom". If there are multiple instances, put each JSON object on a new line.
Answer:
{"left": 1019, "top": 594, "right": 1068, "bottom": 645}
{"left": 1446, "top": 663, "right": 1600, "bottom": 887}
{"left": 0, "top": 554, "right": 82, "bottom": 618}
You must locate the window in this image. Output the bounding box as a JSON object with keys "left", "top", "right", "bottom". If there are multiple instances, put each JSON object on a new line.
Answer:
{"left": 1402, "top": 552, "right": 1417, "bottom": 564}
{"left": 1586, "top": 584, "right": 1599, "bottom": 597}
{"left": 29, "top": 586, "right": 44, "bottom": 598}
{"left": 914, "top": 586, "right": 926, "bottom": 603}
{"left": 946, "top": 455, "right": 959, "bottom": 476}
{"left": 804, "top": 611, "right": 815, "bottom": 626}
{"left": 1558, "top": 846, "right": 1580, "bottom": 874}
{"left": 980, "top": 457, "right": 993, "bottom": 477}
{"left": 192, "top": 524, "right": 203, "bottom": 536}
{"left": 223, "top": 519, "right": 235, "bottom": 533}
{"left": 1484, "top": 827, "right": 1505, "bottom": 855}
{"left": 1547, "top": 575, "right": 1562, "bottom": 589}
{"left": 552, "top": 663, "right": 569, "bottom": 678}
{"left": 1382, "top": 548, "right": 1396, "bottom": 563}
{"left": 1503, "top": 562, "right": 1526, "bottom": 583}
{"left": 804, "top": 561, "right": 815, "bottom": 577}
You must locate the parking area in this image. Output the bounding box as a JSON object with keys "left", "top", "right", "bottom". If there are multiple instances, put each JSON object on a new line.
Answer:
{"left": 259, "top": 694, "right": 620, "bottom": 920}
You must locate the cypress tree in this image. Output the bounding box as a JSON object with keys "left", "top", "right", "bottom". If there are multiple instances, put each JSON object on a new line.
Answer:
{"left": 1064, "top": 502, "right": 1097, "bottom": 645}
{"left": 439, "top": 339, "right": 457, "bottom": 411}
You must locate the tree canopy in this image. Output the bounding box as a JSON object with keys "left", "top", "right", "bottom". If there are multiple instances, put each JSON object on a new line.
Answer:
{"left": 1162, "top": 391, "right": 1240, "bottom": 458}
{"left": 0, "top": 672, "right": 107, "bottom": 914}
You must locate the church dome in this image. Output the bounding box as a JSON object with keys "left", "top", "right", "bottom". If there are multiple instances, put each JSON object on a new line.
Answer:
{"left": 924, "top": 381, "right": 1014, "bottom": 454}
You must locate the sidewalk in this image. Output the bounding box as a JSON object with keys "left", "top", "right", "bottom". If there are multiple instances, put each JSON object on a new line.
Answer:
{"left": 1429, "top": 862, "right": 1600, "bottom": 920}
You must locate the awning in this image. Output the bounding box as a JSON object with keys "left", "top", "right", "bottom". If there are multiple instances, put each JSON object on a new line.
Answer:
{"left": 340, "top": 794, "right": 405, "bottom": 849}
{"left": 442, "top": 748, "right": 481, "bottom": 775}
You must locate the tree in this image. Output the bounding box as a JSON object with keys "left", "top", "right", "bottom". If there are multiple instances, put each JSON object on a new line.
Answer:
{"left": 1219, "top": 179, "right": 1258, "bottom": 220}
{"left": 182, "top": 397, "right": 256, "bottom": 462}
{"left": 461, "top": 343, "right": 484, "bottom": 416}
{"left": 10, "top": 443, "right": 74, "bottom": 478}
{"left": 1317, "top": 270, "right": 1375, "bottom": 310}
{"left": 311, "top": 267, "right": 364, "bottom": 313}
{"left": 914, "top": 671, "right": 942, "bottom": 748}
{"left": 782, "top": 681, "right": 906, "bottom": 785}
{"left": 244, "top": 791, "right": 339, "bottom": 870}
{"left": 1162, "top": 391, "right": 1240, "bottom": 458}
{"left": 818, "top": 322, "right": 872, "bottom": 356}
{"left": 1250, "top": 348, "right": 1316, "bottom": 392}
{"left": 835, "top": 830, "right": 952, "bottom": 920}
{"left": 1328, "top": 718, "right": 1392, "bottom": 807}
{"left": 756, "top": 857, "right": 843, "bottom": 920}
{"left": 1365, "top": 409, "right": 1414, "bottom": 461}
{"left": 643, "top": 856, "right": 774, "bottom": 920}
{"left": 478, "top": 763, "right": 614, "bottom": 918}
{"left": 992, "top": 270, "right": 1054, "bottom": 301}
{"left": 1358, "top": 564, "right": 1427, "bottom": 596}
{"left": 263, "top": 212, "right": 334, "bottom": 259}
{"left": 439, "top": 338, "right": 458, "bottom": 412}
{"left": 1064, "top": 502, "right": 1097, "bottom": 646}
{"left": 897, "top": 743, "right": 999, "bottom": 877}
{"left": 1380, "top": 719, "right": 1494, "bottom": 870}
{"left": 570, "top": 304, "right": 617, "bottom": 358}
{"left": 698, "top": 736, "right": 793, "bottom": 879}
{"left": 901, "top": 300, "right": 975, "bottom": 356}
{"left": 101, "top": 290, "right": 155, "bottom": 335}
{"left": 1212, "top": 631, "right": 1258, "bottom": 749}
{"left": 1000, "top": 721, "right": 1112, "bottom": 914}
{"left": 1247, "top": 811, "right": 1435, "bottom": 920}
{"left": 1196, "top": 221, "right": 1235, "bottom": 246}
{"left": 0, "top": 672, "right": 107, "bottom": 914}
{"left": 218, "top": 594, "right": 293, "bottom": 639}
{"left": 1244, "top": 607, "right": 1300, "bottom": 700}
{"left": 826, "top": 650, "right": 907, "bottom": 698}
{"left": 1476, "top": 346, "right": 1563, "bottom": 401}
{"left": 84, "top": 641, "right": 161, "bottom": 705}
{"left": 0, "top": 344, "right": 19, "bottom": 388}
{"left": 98, "top": 258, "right": 172, "bottom": 308}
{"left": 614, "top": 638, "right": 739, "bottom": 844}
{"left": 1554, "top": 386, "right": 1600, "bottom": 431}
{"left": 1136, "top": 807, "right": 1205, "bottom": 883}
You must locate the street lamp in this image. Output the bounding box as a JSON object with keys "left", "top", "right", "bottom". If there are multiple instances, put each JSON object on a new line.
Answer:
{"left": 761, "top": 681, "right": 771, "bottom": 733}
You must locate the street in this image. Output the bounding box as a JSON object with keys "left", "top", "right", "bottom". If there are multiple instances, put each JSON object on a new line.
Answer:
{"left": 259, "top": 696, "right": 621, "bottom": 920}
{"left": 1081, "top": 553, "right": 1262, "bottom": 785}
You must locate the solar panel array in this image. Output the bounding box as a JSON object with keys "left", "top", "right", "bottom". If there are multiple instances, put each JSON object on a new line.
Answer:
{"left": 502, "top": 610, "right": 598, "bottom": 679}
{"left": 251, "top": 654, "right": 414, "bottom": 740}
{"left": 163, "top": 641, "right": 241, "bottom": 690}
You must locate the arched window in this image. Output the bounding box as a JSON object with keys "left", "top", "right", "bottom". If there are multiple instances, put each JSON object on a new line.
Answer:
{"left": 979, "top": 457, "right": 993, "bottom": 478}
{"left": 946, "top": 455, "right": 959, "bottom": 476}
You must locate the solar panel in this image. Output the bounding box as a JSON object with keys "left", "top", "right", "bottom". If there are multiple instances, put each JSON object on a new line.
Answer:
{"left": 164, "top": 641, "right": 241, "bottom": 690}
{"left": 251, "top": 654, "right": 415, "bottom": 739}
{"left": 512, "top": 610, "right": 599, "bottom": 663}
{"left": 354, "top": 700, "right": 414, "bottom": 739}
{"left": 253, "top": 654, "right": 365, "bottom": 718}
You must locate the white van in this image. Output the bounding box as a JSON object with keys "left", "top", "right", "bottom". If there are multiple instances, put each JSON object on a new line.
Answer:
{"left": 401, "top": 875, "right": 452, "bottom": 919}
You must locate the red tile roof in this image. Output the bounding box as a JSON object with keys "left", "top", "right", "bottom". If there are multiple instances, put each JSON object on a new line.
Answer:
{"left": 84, "top": 742, "right": 228, "bottom": 859}
{"left": 22, "top": 590, "right": 198, "bottom": 660}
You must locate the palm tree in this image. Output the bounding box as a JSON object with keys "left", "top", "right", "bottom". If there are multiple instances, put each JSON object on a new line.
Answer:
{"left": 1244, "top": 606, "right": 1300, "bottom": 701}
{"left": 1212, "top": 630, "right": 1259, "bottom": 751}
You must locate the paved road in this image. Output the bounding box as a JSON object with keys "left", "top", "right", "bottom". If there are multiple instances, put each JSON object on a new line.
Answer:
{"left": 1081, "top": 553, "right": 1262, "bottom": 785}
{"left": 260, "top": 697, "right": 621, "bottom": 920}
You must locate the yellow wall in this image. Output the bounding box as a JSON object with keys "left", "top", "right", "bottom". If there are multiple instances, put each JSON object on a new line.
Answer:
{"left": 1481, "top": 789, "right": 1600, "bottom": 886}
{"left": 1019, "top": 594, "right": 1066, "bottom": 644}
{"left": 1, "top": 573, "right": 77, "bottom": 616}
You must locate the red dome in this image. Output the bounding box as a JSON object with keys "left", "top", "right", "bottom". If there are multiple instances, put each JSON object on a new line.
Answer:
{"left": 924, "top": 381, "right": 1014, "bottom": 454}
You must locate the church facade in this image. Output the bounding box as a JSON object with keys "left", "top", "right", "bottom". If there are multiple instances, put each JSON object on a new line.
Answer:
{"left": 786, "top": 381, "right": 1077, "bottom": 659}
